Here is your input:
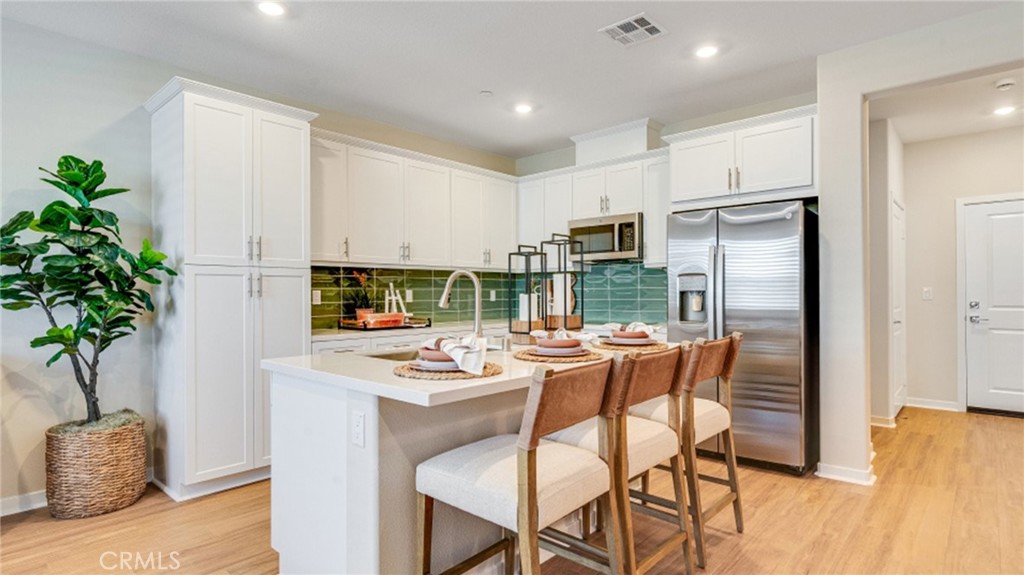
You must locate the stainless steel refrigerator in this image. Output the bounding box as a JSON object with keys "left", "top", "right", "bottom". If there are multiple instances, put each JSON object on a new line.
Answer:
{"left": 668, "top": 200, "right": 818, "bottom": 474}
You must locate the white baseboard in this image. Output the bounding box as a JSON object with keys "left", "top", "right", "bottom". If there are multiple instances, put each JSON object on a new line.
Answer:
{"left": 2, "top": 467, "right": 155, "bottom": 517}
{"left": 816, "top": 462, "right": 877, "bottom": 486}
{"left": 906, "top": 397, "right": 962, "bottom": 412}
{"left": 1, "top": 489, "right": 48, "bottom": 516}
{"left": 870, "top": 416, "right": 896, "bottom": 428}
{"left": 153, "top": 467, "right": 271, "bottom": 502}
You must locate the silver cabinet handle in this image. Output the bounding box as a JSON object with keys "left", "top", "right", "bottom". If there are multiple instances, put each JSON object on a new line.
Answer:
{"left": 893, "top": 320, "right": 902, "bottom": 325}
{"left": 405, "top": 243, "right": 411, "bottom": 261}
{"left": 605, "top": 195, "right": 610, "bottom": 213}
{"left": 969, "top": 316, "right": 989, "bottom": 324}
{"left": 728, "top": 168, "right": 733, "bottom": 191}
{"left": 256, "top": 236, "right": 263, "bottom": 261}
{"left": 735, "top": 167, "right": 741, "bottom": 191}
{"left": 247, "top": 236, "right": 253, "bottom": 261}
{"left": 344, "top": 237, "right": 349, "bottom": 259}
{"left": 256, "top": 274, "right": 263, "bottom": 298}
{"left": 248, "top": 274, "right": 253, "bottom": 298}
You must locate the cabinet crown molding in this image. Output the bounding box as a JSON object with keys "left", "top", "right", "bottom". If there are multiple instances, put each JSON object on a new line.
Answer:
{"left": 569, "top": 117, "right": 664, "bottom": 144}
{"left": 144, "top": 77, "right": 319, "bottom": 122}
{"left": 662, "top": 104, "right": 817, "bottom": 145}
{"left": 517, "top": 147, "right": 668, "bottom": 183}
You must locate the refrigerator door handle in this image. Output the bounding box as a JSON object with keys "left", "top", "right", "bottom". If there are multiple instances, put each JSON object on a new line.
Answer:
{"left": 707, "top": 245, "right": 717, "bottom": 340}
{"left": 715, "top": 245, "right": 725, "bottom": 339}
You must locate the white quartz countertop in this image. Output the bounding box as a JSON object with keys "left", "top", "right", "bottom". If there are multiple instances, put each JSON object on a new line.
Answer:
{"left": 262, "top": 346, "right": 620, "bottom": 407}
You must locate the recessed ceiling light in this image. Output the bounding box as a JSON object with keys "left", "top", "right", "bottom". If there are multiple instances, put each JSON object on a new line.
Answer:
{"left": 994, "top": 106, "right": 1016, "bottom": 116}
{"left": 695, "top": 45, "right": 719, "bottom": 59}
{"left": 479, "top": 90, "right": 493, "bottom": 98}
{"left": 515, "top": 103, "right": 533, "bottom": 114}
{"left": 257, "top": 2, "right": 286, "bottom": 16}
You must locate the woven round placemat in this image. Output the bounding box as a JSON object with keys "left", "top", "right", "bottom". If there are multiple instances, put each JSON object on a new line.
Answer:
{"left": 513, "top": 349, "right": 606, "bottom": 363}
{"left": 394, "top": 362, "right": 503, "bottom": 380}
{"left": 592, "top": 341, "right": 669, "bottom": 352}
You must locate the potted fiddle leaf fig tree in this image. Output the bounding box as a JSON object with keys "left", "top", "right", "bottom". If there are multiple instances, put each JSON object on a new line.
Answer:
{"left": 0, "top": 155, "right": 176, "bottom": 519}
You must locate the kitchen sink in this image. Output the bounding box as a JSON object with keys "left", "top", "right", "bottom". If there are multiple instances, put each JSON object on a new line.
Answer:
{"left": 363, "top": 349, "right": 421, "bottom": 361}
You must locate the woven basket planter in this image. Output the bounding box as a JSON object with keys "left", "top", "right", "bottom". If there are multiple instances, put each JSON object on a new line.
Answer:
{"left": 45, "top": 409, "right": 146, "bottom": 519}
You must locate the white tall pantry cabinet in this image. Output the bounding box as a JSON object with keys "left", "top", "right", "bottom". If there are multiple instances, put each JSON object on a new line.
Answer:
{"left": 146, "top": 78, "right": 316, "bottom": 500}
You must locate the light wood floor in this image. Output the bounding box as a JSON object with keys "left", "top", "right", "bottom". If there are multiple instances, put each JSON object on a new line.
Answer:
{"left": 1, "top": 407, "right": 1020, "bottom": 574}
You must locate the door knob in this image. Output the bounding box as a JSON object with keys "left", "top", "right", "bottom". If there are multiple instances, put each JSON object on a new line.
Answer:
{"left": 969, "top": 300, "right": 980, "bottom": 309}
{"left": 968, "top": 315, "right": 989, "bottom": 324}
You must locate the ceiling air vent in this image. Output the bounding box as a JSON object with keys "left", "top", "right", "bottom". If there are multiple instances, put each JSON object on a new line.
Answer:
{"left": 599, "top": 13, "right": 666, "bottom": 47}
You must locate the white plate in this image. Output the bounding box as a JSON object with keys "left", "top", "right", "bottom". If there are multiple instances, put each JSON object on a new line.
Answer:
{"left": 531, "top": 346, "right": 587, "bottom": 357}
{"left": 607, "top": 337, "right": 654, "bottom": 346}
{"left": 411, "top": 360, "right": 461, "bottom": 371}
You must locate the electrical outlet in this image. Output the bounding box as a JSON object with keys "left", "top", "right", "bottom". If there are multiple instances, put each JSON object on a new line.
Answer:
{"left": 406, "top": 289, "right": 413, "bottom": 302}
{"left": 922, "top": 287, "right": 933, "bottom": 301}
{"left": 490, "top": 290, "right": 497, "bottom": 302}
{"left": 312, "top": 290, "right": 322, "bottom": 305}
{"left": 352, "top": 411, "right": 365, "bottom": 448}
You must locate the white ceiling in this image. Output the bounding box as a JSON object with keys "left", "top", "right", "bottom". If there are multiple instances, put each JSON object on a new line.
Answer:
{"left": 871, "top": 67, "right": 1024, "bottom": 143}
{"left": 2, "top": 1, "right": 1008, "bottom": 158}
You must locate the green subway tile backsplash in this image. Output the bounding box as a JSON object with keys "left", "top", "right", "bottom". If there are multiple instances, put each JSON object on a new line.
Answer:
{"left": 311, "top": 262, "right": 667, "bottom": 329}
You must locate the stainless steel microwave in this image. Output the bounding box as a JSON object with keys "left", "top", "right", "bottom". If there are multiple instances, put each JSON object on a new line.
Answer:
{"left": 567, "top": 212, "right": 643, "bottom": 262}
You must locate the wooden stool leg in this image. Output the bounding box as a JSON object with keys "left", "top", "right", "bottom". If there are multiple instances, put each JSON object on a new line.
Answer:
{"left": 682, "top": 438, "right": 707, "bottom": 568}
{"left": 417, "top": 492, "right": 434, "bottom": 575}
{"left": 669, "top": 454, "right": 695, "bottom": 575}
{"left": 722, "top": 427, "right": 744, "bottom": 533}
{"left": 581, "top": 502, "right": 592, "bottom": 538}
{"left": 501, "top": 529, "right": 516, "bottom": 575}
{"left": 599, "top": 492, "right": 627, "bottom": 575}
{"left": 639, "top": 470, "right": 651, "bottom": 506}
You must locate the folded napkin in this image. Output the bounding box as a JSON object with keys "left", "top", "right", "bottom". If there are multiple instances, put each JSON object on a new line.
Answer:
{"left": 421, "top": 334, "right": 488, "bottom": 375}
{"left": 529, "top": 327, "right": 600, "bottom": 343}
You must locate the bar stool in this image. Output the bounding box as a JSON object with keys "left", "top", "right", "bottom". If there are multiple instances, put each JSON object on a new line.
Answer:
{"left": 630, "top": 333, "right": 744, "bottom": 568}
{"left": 547, "top": 348, "right": 696, "bottom": 575}
{"left": 415, "top": 359, "right": 628, "bottom": 575}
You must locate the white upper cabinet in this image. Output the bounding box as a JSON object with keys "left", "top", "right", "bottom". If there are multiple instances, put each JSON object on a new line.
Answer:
{"left": 544, "top": 175, "right": 573, "bottom": 239}
{"left": 404, "top": 160, "right": 451, "bottom": 267}
{"left": 642, "top": 157, "right": 670, "bottom": 267}
{"left": 572, "top": 168, "right": 606, "bottom": 220}
{"left": 186, "top": 94, "right": 254, "bottom": 266}
{"left": 451, "top": 170, "right": 486, "bottom": 268}
{"left": 253, "top": 111, "right": 310, "bottom": 268}
{"left": 347, "top": 147, "right": 405, "bottom": 265}
{"left": 604, "top": 160, "right": 643, "bottom": 215}
{"left": 733, "top": 116, "right": 813, "bottom": 194}
{"left": 310, "top": 139, "right": 348, "bottom": 263}
{"left": 669, "top": 109, "right": 816, "bottom": 203}
{"left": 482, "top": 177, "right": 516, "bottom": 268}
{"left": 670, "top": 132, "right": 734, "bottom": 202}
{"left": 517, "top": 180, "right": 546, "bottom": 250}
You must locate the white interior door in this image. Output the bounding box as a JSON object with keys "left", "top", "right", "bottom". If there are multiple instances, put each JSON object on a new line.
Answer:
{"left": 965, "top": 199, "right": 1024, "bottom": 413}
{"left": 254, "top": 269, "right": 310, "bottom": 467}
{"left": 891, "top": 202, "right": 907, "bottom": 414}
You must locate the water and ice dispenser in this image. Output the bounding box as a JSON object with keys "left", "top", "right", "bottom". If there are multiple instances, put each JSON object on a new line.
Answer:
{"left": 677, "top": 273, "right": 707, "bottom": 323}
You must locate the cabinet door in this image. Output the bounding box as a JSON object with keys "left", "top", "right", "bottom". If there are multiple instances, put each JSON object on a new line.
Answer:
{"left": 404, "top": 160, "right": 451, "bottom": 267}
{"left": 310, "top": 139, "right": 348, "bottom": 262}
{"left": 254, "top": 268, "right": 310, "bottom": 467}
{"left": 185, "top": 94, "right": 253, "bottom": 266}
{"left": 544, "top": 175, "right": 573, "bottom": 240}
{"left": 186, "top": 266, "right": 254, "bottom": 483}
{"left": 483, "top": 177, "right": 516, "bottom": 268}
{"left": 734, "top": 116, "right": 813, "bottom": 193}
{"left": 517, "top": 180, "right": 546, "bottom": 250}
{"left": 347, "top": 147, "right": 405, "bottom": 264}
{"left": 450, "top": 170, "right": 485, "bottom": 268}
{"left": 642, "top": 157, "right": 671, "bottom": 267}
{"left": 253, "top": 111, "right": 310, "bottom": 268}
{"left": 572, "top": 168, "right": 606, "bottom": 220}
{"left": 604, "top": 160, "right": 643, "bottom": 215}
{"left": 670, "top": 133, "right": 734, "bottom": 202}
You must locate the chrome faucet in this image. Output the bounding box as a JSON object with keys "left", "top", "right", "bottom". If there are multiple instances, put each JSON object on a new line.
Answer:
{"left": 438, "top": 269, "right": 483, "bottom": 338}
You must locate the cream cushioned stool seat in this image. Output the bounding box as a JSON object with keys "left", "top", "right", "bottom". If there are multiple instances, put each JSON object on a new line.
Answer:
{"left": 630, "top": 396, "right": 731, "bottom": 445}
{"left": 546, "top": 416, "right": 678, "bottom": 478}
{"left": 416, "top": 434, "right": 610, "bottom": 532}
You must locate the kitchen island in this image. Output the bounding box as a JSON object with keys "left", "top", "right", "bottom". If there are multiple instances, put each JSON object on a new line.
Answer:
{"left": 261, "top": 347, "right": 611, "bottom": 574}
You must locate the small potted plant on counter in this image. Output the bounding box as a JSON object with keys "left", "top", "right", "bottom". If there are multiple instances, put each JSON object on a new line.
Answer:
{"left": 0, "top": 155, "right": 176, "bottom": 519}
{"left": 351, "top": 270, "right": 376, "bottom": 320}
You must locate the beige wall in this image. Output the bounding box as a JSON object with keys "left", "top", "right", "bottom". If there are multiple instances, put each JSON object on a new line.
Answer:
{"left": 0, "top": 19, "right": 510, "bottom": 504}
{"left": 903, "top": 126, "right": 1024, "bottom": 405}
